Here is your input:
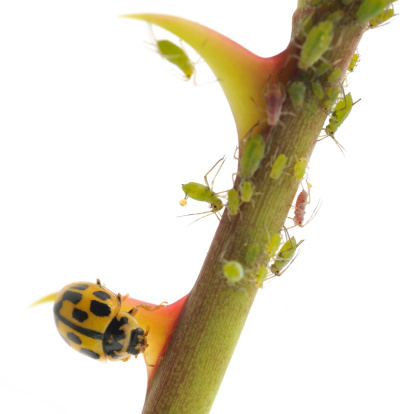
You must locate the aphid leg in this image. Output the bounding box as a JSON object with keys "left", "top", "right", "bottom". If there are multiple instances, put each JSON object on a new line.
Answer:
{"left": 207, "top": 156, "right": 226, "bottom": 191}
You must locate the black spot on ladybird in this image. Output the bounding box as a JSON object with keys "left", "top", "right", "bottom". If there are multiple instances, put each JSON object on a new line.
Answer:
{"left": 90, "top": 300, "right": 111, "bottom": 317}
{"left": 67, "top": 332, "right": 82, "bottom": 345}
{"left": 93, "top": 290, "right": 111, "bottom": 301}
{"left": 79, "top": 348, "right": 101, "bottom": 360}
{"left": 61, "top": 290, "right": 83, "bottom": 305}
{"left": 72, "top": 308, "right": 89, "bottom": 323}
{"left": 71, "top": 284, "right": 90, "bottom": 291}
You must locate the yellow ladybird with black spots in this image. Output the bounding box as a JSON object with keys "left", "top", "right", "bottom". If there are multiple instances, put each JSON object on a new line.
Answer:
{"left": 53, "top": 279, "right": 148, "bottom": 362}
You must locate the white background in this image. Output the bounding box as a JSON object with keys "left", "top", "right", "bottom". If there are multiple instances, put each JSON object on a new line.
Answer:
{"left": 0, "top": 1, "right": 412, "bottom": 413}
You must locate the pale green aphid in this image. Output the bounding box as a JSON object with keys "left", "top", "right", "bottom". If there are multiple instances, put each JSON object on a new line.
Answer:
{"left": 223, "top": 261, "right": 244, "bottom": 284}
{"left": 323, "top": 85, "right": 341, "bottom": 112}
{"left": 270, "top": 237, "right": 301, "bottom": 276}
{"left": 324, "top": 93, "right": 354, "bottom": 137}
{"left": 327, "top": 67, "right": 342, "bottom": 84}
{"left": 369, "top": 7, "right": 395, "bottom": 27}
{"left": 240, "top": 181, "right": 254, "bottom": 203}
{"left": 239, "top": 134, "right": 266, "bottom": 179}
{"left": 268, "top": 233, "right": 282, "bottom": 258}
{"left": 287, "top": 81, "right": 306, "bottom": 109}
{"left": 270, "top": 154, "right": 288, "bottom": 180}
{"left": 314, "top": 61, "right": 331, "bottom": 77}
{"left": 245, "top": 242, "right": 262, "bottom": 265}
{"left": 348, "top": 53, "right": 360, "bottom": 72}
{"left": 256, "top": 266, "right": 268, "bottom": 289}
{"left": 298, "top": 20, "right": 333, "bottom": 70}
{"left": 293, "top": 157, "right": 307, "bottom": 180}
{"left": 180, "top": 157, "right": 225, "bottom": 219}
{"left": 311, "top": 81, "right": 324, "bottom": 100}
{"left": 357, "top": 0, "right": 388, "bottom": 25}
{"left": 156, "top": 40, "right": 194, "bottom": 80}
{"left": 227, "top": 188, "right": 240, "bottom": 216}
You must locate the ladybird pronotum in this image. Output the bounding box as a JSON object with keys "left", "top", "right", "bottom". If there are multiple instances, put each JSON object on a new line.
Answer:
{"left": 53, "top": 280, "right": 148, "bottom": 362}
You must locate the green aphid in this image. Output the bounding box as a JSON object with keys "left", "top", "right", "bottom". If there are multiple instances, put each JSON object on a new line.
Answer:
{"left": 348, "top": 53, "right": 360, "bottom": 72}
{"left": 245, "top": 242, "right": 262, "bottom": 265}
{"left": 270, "top": 154, "right": 288, "bottom": 180}
{"left": 314, "top": 61, "right": 331, "bottom": 77}
{"left": 223, "top": 261, "right": 244, "bottom": 284}
{"left": 311, "top": 81, "right": 324, "bottom": 100}
{"left": 299, "top": 20, "right": 333, "bottom": 70}
{"left": 369, "top": 7, "right": 395, "bottom": 27}
{"left": 327, "top": 68, "right": 342, "bottom": 84}
{"left": 287, "top": 81, "right": 306, "bottom": 109}
{"left": 256, "top": 266, "right": 268, "bottom": 289}
{"left": 327, "top": 11, "right": 344, "bottom": 23}
{"left": 270, "top": 237, "right": 301, "bottom": 276}
{"left": 356, "top": 0, "right": 388, "bottom": 25}
{"left": 268, "top": 233, "right": 282, "bottom": 258}
{"left": 240, "top": 181, "right": 254, "bottom": 203}
{"left": 156, "top": 40, "right": 194, "bottom": 80}
{"left": 180, "top": 157, "right": 225, "bottom": 217}
{"left": 227, "top": 188, "right": 240, "bottom": 216}
{"left": 323, "top": 85, "right": 341, "bottom": 112}
{"left": 239, "top": 134, "right": 266, "bottom": 179}
{"left": 293, "top": 157, "right": 307, "bottom": 180}
{"left": 324, "top": 93, "right": 354, "bottom": 137}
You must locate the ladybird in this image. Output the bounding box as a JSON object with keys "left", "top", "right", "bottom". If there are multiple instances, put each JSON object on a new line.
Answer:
{"left": 53, "top": 279, "right": 148, "bottom": 362}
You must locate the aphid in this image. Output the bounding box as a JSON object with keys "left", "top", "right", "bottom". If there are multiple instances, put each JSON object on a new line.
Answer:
{"left": 264, "top": 83, "right": 285, "bottom": 127}
{"left": 287, "top": 182, "right": 320, "bottom": 229}
{"left": 357, "top": 0, "right": 388, "bottom": 25}
{"left": 180, "top": 157, "right": 226, "bottom": 220}
{"left": 287, "top": 81, "right": 306, "bottom": 109}
{"left": 324, "top": 93, "right": 358, "bottom": 137}
{"left": 290, "top": 183, "right": 312, "bottom": 228}
{"left": 269, "top": 236, "right": 303, "bottom": 277}
{"left": 311, "top": 81, "right": 324, "bottom": 100}
{"left": 298, "top": 20, "right": 334, "bottom": 70}
{"left": 268, "top": 233, "right": 282, "bottom": 258}
{"left": 256, "top": 266, "right": 268, "bottom": 288}
{"left": 240, "top": 181, "right": 254, "bottom": 203}
{"left": 245, "top": 242, "right": 262, "bottom": 265}
{"left": 53, "top": 280, "right": 163, "bottom": 362}
{"left": 327, "top": 67, "right": 342, "bottom": 84}
{"left": 348, "top": 53, "right": 360, "bottom": 72}
{"left": 270, "top": 154, "right": 288, "bottom": 180}
{"left": 369, "top": 6, "right": 395, "bottom": 27}
{"left": 314, "top": 61, "right": 331, "bottom": 77}
{"left": 293, "top": 157, "right": 307, "bottom": 180}
{"left": 239, "top": 134, "right": 266, "bottom": 180}
{"left": 223, "top": 261, "right": 244, "bottom": 284}
{"left": 155, "top": 39, "right": 195, "bottom": 80}
{"left": 227, "top": 188, "right": 240, "bottom": 216}
{"left": 323, "top": 85, "right": 341, "bottom": 112}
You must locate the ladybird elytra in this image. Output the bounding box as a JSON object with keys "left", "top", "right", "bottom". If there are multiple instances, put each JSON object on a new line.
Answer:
{"left": 53, "top": 281, "right": 148, "bottom": 362}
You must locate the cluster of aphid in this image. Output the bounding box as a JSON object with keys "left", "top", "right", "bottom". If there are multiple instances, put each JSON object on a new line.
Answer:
{"left": 286, "top": 0, "right": 396, "bottom": 152}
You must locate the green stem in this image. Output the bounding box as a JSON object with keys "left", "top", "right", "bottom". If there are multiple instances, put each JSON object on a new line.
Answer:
{"left": 142, "top": 4, "right": 365, "bottom": 413}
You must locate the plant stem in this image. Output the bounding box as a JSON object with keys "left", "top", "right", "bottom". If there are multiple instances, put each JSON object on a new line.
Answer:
{"left": 142, "top": 4, "right": 365, "bottom": 413}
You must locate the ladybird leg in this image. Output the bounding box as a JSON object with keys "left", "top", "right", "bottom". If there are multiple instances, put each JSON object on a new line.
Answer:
{"left": 135, "top": 302, "right": 168, "bottom": 312}
{"left": 96, "top": 278, "right": 102, "bottom": 286}
{"left": 143, "top": 353, "right": 155, "bottom": 367}
{"left": 122, "top": 355, "right": 131, "bottom": 362}
{"left": 128, "top": 306, "right": 138, "bottom": 317}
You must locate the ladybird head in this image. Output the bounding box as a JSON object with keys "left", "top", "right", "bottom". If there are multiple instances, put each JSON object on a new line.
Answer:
{"left": 103, "top": 310, "right": 148, "bottom": 362}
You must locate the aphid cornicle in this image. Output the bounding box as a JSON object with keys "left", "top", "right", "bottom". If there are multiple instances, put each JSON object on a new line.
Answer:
{"left": 53, "top": 280, "right": 148, "bottom": 362}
